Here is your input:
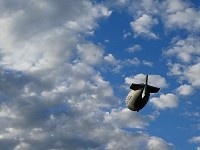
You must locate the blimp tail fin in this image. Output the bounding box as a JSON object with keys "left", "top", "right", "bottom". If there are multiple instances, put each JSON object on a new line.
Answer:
{"left": 147, "top": 85, "right": 160, "bottom": 93}
{"left": 142, "top": 75, "right": 148, "bottom": 98}
{"left": 145, "top": 75, "right": 148, "bottom": 85}
{"left": 145, "top": 75, "right": 160, "bottom": 93}
{"left": 130, "top": 83, "right": 144, "bottom": 90}
{"left": 130, "top": 75, "right": 160, "bottom": 93}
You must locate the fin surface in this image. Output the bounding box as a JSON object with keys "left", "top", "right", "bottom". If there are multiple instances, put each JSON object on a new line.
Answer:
{"left": 130, "top": 84, "right": 144, "bottom": 90}
{"left": 147, "top": 85, "right": 160, "bottom": 93}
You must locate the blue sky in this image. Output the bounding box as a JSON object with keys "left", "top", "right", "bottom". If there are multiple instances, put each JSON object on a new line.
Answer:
{"left": 0, "top": 0, "right": 199, "bottom": 149}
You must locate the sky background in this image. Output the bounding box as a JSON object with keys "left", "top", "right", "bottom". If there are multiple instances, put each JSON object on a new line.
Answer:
{"left": 0, "top": 0, "right": 199, "bottom": 149}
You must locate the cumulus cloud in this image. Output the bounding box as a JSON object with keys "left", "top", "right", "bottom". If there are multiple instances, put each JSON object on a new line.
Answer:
{"left": 104, "top": 108, "right": 148, "bottom": 129}
{"left": 103, "top": 53, "right": 140, "bottom": 73}
{"left": 130, "top": 14, "right": 159, "bottom": 39}
{"left": 77, "top": 43, "right": 104, "bottom": 65}
{"left": 165, "top": 37, "right": 200, "bottom": 87}
{"left": 104, "top": 53, "right": 118, "bottom": 65}
{"left": 0, "top": 0, "right": 111, "bottom": 72}
{"left": 143, "top": 60, "right": 154, "bottom": 67}
{"left": 164, "top": 0, "right": 186, "bottom": 14}
{"left": 109, "top": 0, "right": 200, "bottom": 33}
{"left": 109, "top": 0, "right": 200, "bottom": 35}
{"left": 0, "top": 59, "right": 121, "bottom": 149}
{"left": 150, "top": 94, "right": 179, "bottom": 109}
{"left": 0, "top": 0, "right": 122, "bottom": 149}
{"left": 164, "top": 37, "right": 200, "bottom": 63}
{"left": 116, "top": 0, "right": 160, "bottom": 17}
{"left": 162, "top": 0, "right": 200, "bottom": 32}
{"left": 14, "top": 142, "right": 31, "bottom": 150}
{"left": 167, "top": 61, "right": 184, "bottom": 76}
{"left": 185, "top": 62, "right": 200, "bottom": 87}
{"left": 176, "top": 84, "right": 193, "bottom": 96}
{"left": 106, "top": 0, "right": 130, "bottom": 7}
{"left": 126, "top": 44, "right": 142, "bottom": 53}
{"left": 148, "top": 137, "right": 175, "bottom": 150}
{"left": 189, "top": 136, "right": 200, "bottom": 143}
{"left": 103, "top": 128, "right": 174, "bottom": 150}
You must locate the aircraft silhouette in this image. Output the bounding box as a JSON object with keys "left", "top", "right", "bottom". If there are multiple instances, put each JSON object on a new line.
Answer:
{"left": 126, "top": 75, "right": 160, "bottom": 112}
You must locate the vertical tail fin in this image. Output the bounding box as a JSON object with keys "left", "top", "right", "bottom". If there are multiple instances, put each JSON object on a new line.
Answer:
{"left": 145, "top": 75, "right": 160, "bottom": 93}
{"left": 142, "top": 75, "right": 148, "bottom": 98}
{"left": 145, "top": 75, "right": 148, "bottom": 85}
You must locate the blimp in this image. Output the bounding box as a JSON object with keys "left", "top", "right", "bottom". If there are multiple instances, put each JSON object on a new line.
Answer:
{"left": 126, "top": 75, "right": 160, "bottom": 112}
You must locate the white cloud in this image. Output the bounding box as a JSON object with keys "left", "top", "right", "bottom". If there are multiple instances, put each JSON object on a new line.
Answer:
{"left": 159, "top": 0, "right": 200, "bottom": 32}
{"left": 176, "top": 84, "right": 193, "bottom": 96}
{"left": 125, "top": 73, "right": 168, "bottom": 89}
{"left": 126, "top": 44, "right": 142, "bottom": 53}
{"left": 165, "top": 37, "right": 200, "bottom": 88}
{"left": 130, "top": 14, "right": 158, "bottom": 39}
{"left": 167, "top": 62, "right": 184, "bottom": 76}
{"left": 120, "top": 0, "right": 160, "bottom": 17}
{"left": 164, "top": 0, "right": 186, "bottom": 14}
{"left": 0, "top": 104, "right": 16, "bottom": 119}
{"left": 182, "top": 111, "right": 200, "bottom": 118}
{"left": 139, "top": 0, "right": 160, "bottom": 15}
{"left": 164, "top": 37, "right": 200, "bottom": 63}
{"left": 143, "top": 60, "right": 154, "bottom": 67}
{"left": 123, "top": 31, "right": 132, "bottom": 39}
{"left": 189, "top": 136, "right": 200, "bottom": 143}
{"left": 163, "top": 5, "right": 200, "bottom": 31}
{"left": 0, "top": 0, "right": 111, "bottom": 72}
{"left": 109, "top": 0, "right": 200, "bottom": 33}
{"left": 108, "top": 0, "right": 130, "bottom": 7}
{"left": 110, "top": 0, "right": 200, "bottom": 34}
{"left": 148, "top": 137, "right": 174, "bottom": 150}
{"left": 185, "top": 62, "right": 200, "bottom": 87}
{"left": 105, "top": 130, "right": 174, "bottom": 150}
{"left": 14, "top": 142, "right": 31, "bottom": 150}
{"left": 104, "top": 108, "right": 148, "bottom": 129}
{"left": 122, "top": 58, "right": 140, "bottom": 66}
{"left": 77, "top": 43, "right": 104, "bottom": 65}
{"left": 0, "top": 1, "right": 124, "bottom": 149}
{"left": 103, "top": 54, "right": 140, "bottom": 73}
{"left": 104, "top": 53, "right": 118, "bottom": 65}
{"left": 0, "top": 64, "right": 120, "bottom": 150}
{"left": 150, "top": 94, "right": 179, "bottom": 109}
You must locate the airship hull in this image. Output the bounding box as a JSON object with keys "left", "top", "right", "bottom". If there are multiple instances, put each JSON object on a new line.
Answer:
{"left": 126, "top": 89, "right": 150, "bottom": 111}
{"left": 125, "top": 75, "right": 159, "bottom": 112}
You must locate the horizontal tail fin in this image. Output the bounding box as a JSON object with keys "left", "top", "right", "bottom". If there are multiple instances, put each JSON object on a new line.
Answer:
{"left": 130, "top": 83, "right": 160, "bottom": 93}
{"left": 147, "top": 85, "right": 160, "bottom": 93}
{"left": 130, "top": 83, "right": 144, "bottom": 90}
